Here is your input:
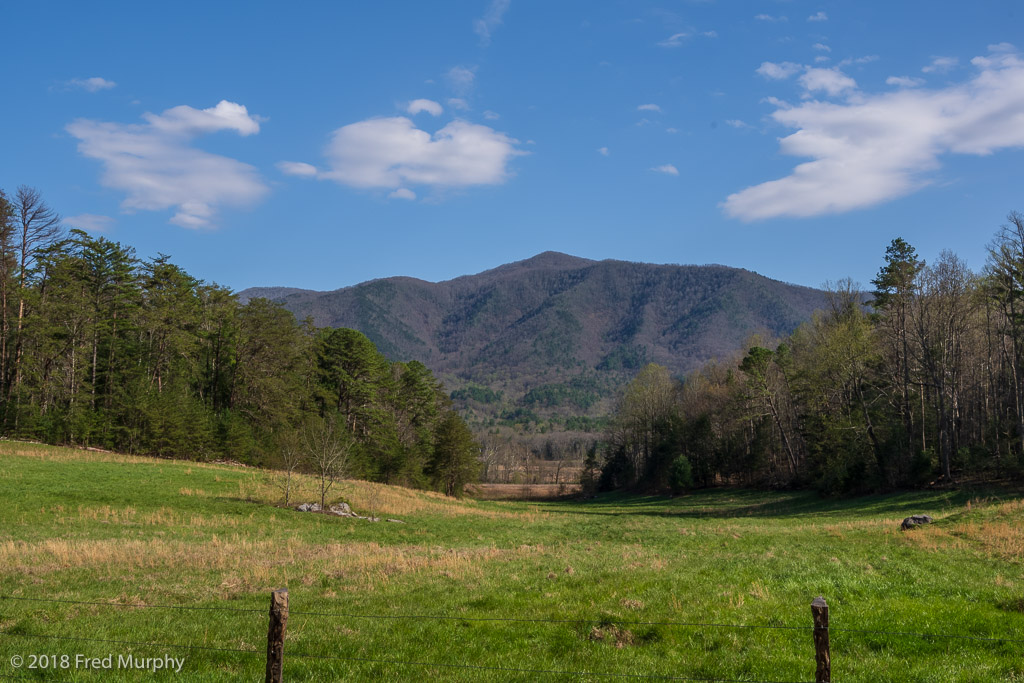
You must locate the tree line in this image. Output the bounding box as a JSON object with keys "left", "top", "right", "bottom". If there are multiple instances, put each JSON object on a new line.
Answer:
{"left": 0, "top": 187, "right": 479, "bottom": 496}
{"left": 601, "top": 213, "right": 1024, "bottom": 494}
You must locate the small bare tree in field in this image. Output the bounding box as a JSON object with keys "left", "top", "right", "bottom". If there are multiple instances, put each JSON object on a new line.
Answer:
{"left": 303, "top": 417, "right": 353, "bottom": 510}
{"left": 268, "top": 430, "right": 303, "bottom": 506}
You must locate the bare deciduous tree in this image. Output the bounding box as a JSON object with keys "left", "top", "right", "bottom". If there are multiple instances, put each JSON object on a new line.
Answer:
{"left": 268, "top": 430, "right": 304, "bottom": 506}
{"left": 11, "top": 186, "right": 63, "bottom": 391}
{"left": 303, "top": 417, "right": 353, "bottom": 510}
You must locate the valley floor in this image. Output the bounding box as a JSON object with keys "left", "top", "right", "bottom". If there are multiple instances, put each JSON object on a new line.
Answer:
{"left": 0, "top": 442, "right": 1022, "bottom": 681}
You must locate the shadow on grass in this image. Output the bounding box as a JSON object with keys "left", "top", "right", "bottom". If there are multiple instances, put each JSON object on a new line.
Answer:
{"left": 540, "top": 486, "right": 1021, "bottom": 520}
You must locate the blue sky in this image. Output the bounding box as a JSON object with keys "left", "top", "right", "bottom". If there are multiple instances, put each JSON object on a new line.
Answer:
{"left": 2, "top": 1, "right": 1022, "bottom": 292}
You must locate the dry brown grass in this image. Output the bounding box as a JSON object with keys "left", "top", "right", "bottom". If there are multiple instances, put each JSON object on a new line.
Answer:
{"left": 904, "top": 520, "right": 1024, "bottom": 561}
{"left": 250, "top": 474, "right": 546, "bottom": 521}
{"left": 468, "top": 483, "right": 581, "bottom": 501}
{"left": 0, "top": 536, "right": 537, "bottom": 595}
{"left": 0, "top": 441, "right": 250, "bottom": 474}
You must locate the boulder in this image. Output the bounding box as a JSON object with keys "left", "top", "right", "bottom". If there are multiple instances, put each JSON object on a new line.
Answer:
{"left": 328, "top": 503, "right": 355, "bottom": 517}
{"left": 901, "top": 514, "right": 933, "bottom": 530}
{"left": 296, "top": 502, "right": 321, "bottom": 513}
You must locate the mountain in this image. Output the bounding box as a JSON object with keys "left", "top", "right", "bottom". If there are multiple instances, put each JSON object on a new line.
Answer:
{"left": 238, "top": 252, "right": 828, "bottom": 427}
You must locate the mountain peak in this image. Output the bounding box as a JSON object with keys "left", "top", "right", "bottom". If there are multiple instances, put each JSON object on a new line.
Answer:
{"left": 471, "top": 251, "right": 595, "bottom": 280}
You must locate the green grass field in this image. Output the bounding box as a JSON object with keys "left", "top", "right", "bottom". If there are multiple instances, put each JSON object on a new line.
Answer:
{"left": 0, "top": 441, "right": 1022, "bottom": 682}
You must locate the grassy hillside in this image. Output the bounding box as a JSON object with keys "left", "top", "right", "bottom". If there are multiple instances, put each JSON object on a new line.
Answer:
{"left": 240, "top": 253, "right": 828, "bottom": 429}
{"left": 1, "top": 442, "right": 1022, "bottom": 681}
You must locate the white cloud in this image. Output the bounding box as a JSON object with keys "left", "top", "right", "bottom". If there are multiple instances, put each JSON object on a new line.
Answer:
{"left": 388, "top": 188, "right": 416, "bottom": 200}
{"left": 887, "top": 76, "right": 925, "bottom": 88}
{"left": 66, "top": 101, "right": 267, "bottom": 229}
{"left": 814, "top": 56, "right": 831, "bottom": 64}
{"left": 807, "top": 11, "right": 828, "bottom": 22}
{"left": 756, "top": 61, "right": 801, "bottom": 80}
{"left": 65, "top": 214, "right": 114, "bottom": 232}
{"left": 68, "top": 77, "right": 116, "bottom": 92}
{"left": 277, "top": 161, "right": 318, "bottom": 177}
{"left": 407, "top": 99, "right": 443, "bottom": 116}
{"left": 703, "top": 30, "right": 718, "bottom": 38}
{"left": 658, "top": 32, "right": 691, "bottom": 47}
{"left": 922, "top": 56, "right": 958, "bottom": 73}
{"left": 755, "top": 14, "right": 787, "bottom": 22}
{"left": 725, "top": 119, "right": 751, "bottom": 129}
{"left": 799, "top": 68, "right": 857, "bottom": 96}
{"left": 637, "top": 103, "right": 662, "bottom": 112}
{"left": 597, "top": 146, "right": 609, "bottom": 156}
{"left": 474, "top": 0, "right": 510, "bottom": 46}
{"left": 812, "top": 43, "right": 831, "bottom": 52}
{"left": 665, "top": 127, "right": 679, "bottom": 134}
{"left": 447, "top": 66, "right": 476, "bottom": 95}
{"left": 838, "top": 55, "right": 879, "bottom": 67}
{"left": 483, "top": 110, "right": 500, "bottom": 120}
{"left": 315, "top": 116, "right": 522, "bottom": 191}
{"left": 651, "top": 164, "right": 679, "bottom": 175}
{"left": 448, "top": 98, "right": 470, "bottom": 111}
{"left": 723, "top": 48, "right": 1024, "bottom": 221}
{"left": 143, "top": 100, "right": 261, "bottom": 137}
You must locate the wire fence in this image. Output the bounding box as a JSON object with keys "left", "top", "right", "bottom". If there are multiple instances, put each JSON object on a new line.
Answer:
{"left": 1, "top": 592, "right": 1022, "bottom": 682}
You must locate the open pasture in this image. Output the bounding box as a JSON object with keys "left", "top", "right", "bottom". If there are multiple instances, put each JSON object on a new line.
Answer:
{"left": 0, "top": 442, "right": 1022, "bottom": 681}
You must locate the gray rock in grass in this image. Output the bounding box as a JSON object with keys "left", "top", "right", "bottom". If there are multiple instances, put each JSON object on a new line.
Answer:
{"left": 900, "top": 514, "right": 933, "bottom": 531}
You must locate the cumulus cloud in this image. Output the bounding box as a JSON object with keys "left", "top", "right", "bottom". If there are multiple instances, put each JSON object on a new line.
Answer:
{"left": 483, "top": 110, "right": 500, "bottom": 120}
{"left": 922, "top": 56, "right": 959, "bottom": 73}
{"left": 597, "top": 146, "right": 609, "bottom": 156}
{"left": 448, "top": 98, "right": 470, "bottom": 111}
{"left": 68, "top": 77, "right": 116, "bottom": 92}
{"left": 66, "top": 101, "right": 267, "bottom": 229}
{"left": 407, "top": 99, "right": 443, "bottom": 116}
{"left": 637, "top": 103, "right": 662, "bottom": 112}
{"left": 651, "top": 164, "right": 679, "bottom": 175}
{"left": 277, "top": 161, "right": 318, "bottom": 177}
{"left": 887, "top": 75, "right": 924, "bottom": 88}
{"left": 807, "top": 11, "right": 828, "bottom": 22}
{"left": 65, "top": 214, "right": 114, "bottom": 232}
{"left": 812, "top": 43, "right": 831, "bottom": 52}
{"left": 757, "top": 61, "right": 801, "bottom": 80}
{"left": 725, "top": 119, "right": 751, "bottom": 129}
{"left": 474, "top": 0, "right": 510, "bottom": 46}
{"left": 307, "top": 116, "right": 522, "bottom": 191}
{"left": 388, "top": 188, "right": 417, "bottom": 200}
{"left": 755, "top": 14, "right": 787, "bottom": 22}
{"left": 799, "top": 68, "right": 857, "bottom": 95}
{"left": 723, "top": 47, "right": 1024, "bottom": 221}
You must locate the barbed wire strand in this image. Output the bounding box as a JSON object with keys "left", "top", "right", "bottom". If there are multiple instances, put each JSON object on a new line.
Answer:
{"left": 0, "top": 595, "right": 264, "bottom": 615}
{"left": 0, "top": 594, "right": 810, "bottom": 632}
{"left": 287, "top": 608, "right": 810, "bottom": 631}
{"left": 5, "top": 594, "right": 1022, "bottom": 645}
{"left": 286, "top": 649, "right": 810, "bottom": 683}
{"left": 0, "top": 629, "right": 261, "bottom": 657}
{"left": 829, "top": 627, "right": 1024, "bottom": 645}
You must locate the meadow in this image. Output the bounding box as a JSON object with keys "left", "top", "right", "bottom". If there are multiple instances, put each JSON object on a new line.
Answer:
{"left": 0, "top": 441, "right": 1022, "bottom": 682}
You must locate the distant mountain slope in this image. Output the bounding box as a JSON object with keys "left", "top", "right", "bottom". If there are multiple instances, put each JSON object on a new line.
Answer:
{"left": 240, "top": 252, "right": 828, "bottom": 425}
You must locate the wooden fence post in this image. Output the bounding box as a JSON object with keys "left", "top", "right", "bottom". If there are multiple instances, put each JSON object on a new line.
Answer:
{"left": 811, "top": 596, "right": 830, "bottom": 683}
{"left": 266, "top": 588, "right": 289, "bottom": 683}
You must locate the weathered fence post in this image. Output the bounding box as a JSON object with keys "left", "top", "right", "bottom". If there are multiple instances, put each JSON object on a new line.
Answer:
{"left": 811, "top": 596, "right": 830, "bottom": 683}
{"left": 266, "top": 588, "right": 289, "bottom": 683}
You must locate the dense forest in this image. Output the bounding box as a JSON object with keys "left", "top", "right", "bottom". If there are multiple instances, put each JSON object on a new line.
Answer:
{"left": 600, "top": 214, "right": 1024, "bottom": 494}
{"left": 0, "top": 186, "right": 479, "bottom": 495}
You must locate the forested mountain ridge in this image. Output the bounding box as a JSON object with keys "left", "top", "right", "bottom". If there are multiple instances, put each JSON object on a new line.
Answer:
{"left": 240, "top": 253, "right": 829, "bottom": 425}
